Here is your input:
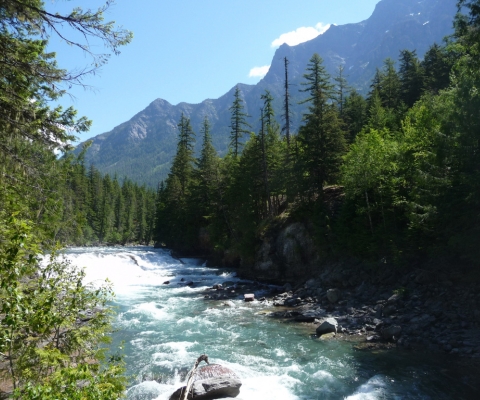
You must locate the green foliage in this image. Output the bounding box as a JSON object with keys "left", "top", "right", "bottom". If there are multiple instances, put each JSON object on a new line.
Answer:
{"left": 343, "top": 89, "right": 367, "bottom": 142}
{"left": 399, "top": 49, "right": 424, "bottom": 108}
{"left": 0, "top": 2, "right": 133, "bottom": 396}
{"left": 0, "top": 213, "right": 125, "bottom": 399}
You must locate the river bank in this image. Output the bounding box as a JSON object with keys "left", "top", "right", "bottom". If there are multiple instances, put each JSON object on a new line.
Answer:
{"left": 197, "top": 259, "right": 480, "bottom": 361}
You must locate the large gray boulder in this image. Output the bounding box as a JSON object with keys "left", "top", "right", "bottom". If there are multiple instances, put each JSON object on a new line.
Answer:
{"left": 169, "top": 364, "right": 241, "bottom": 400}
{"left": 316, "top": 318, "right": 338, "bottom": 336}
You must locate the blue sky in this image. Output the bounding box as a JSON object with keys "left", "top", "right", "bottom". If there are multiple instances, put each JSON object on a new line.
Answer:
{"left": 47, "top": 0, "right": 380, "bottom": 143}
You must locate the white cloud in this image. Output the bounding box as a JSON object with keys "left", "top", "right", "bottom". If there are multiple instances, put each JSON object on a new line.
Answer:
{"left": 271, "top": 22, "right": 331, "bottom": 48}
{"left": 249, "top": 65, "right": 270, "bottom": 78}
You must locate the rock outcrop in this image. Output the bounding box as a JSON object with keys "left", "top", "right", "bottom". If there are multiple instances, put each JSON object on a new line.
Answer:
{"left": 247, "top": 222, "right": 319, "bottom": 282}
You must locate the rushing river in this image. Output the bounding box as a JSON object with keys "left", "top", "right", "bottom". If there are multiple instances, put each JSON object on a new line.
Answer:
{"left": 63, "top": 247, "right": 479, "bottom": 400}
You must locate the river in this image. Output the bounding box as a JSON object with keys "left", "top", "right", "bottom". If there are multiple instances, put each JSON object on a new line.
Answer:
{"left": 63, "top": 247, "right": 479, "bottom": 400}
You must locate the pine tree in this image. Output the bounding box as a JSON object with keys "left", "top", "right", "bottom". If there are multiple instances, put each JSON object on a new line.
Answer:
{"left": 229, "top": 86, "right": 251, "bottom": 158}
{"left": 297, "top": 53, "right": 346, "bottom": 201}
{"left": 334, "top": 65, "right": 350, "bottom": 116}
{"left": 194, "top": 116, "right": 219, "bottom": 223}
{"left": 379, "top": 58, "right": 401, "bottom": 110}
{"left": 399, "top": 49, "right": 423, "bottom": 108}
{"left": 367, "top": 68, "right": 383, "bottom": 103}
{"left": 282, "top": 57, "right": 293, "bottom": 148}
{"left": 421, "top": 43, "right": 453, "bottom": 94}
{"left": 343, "top": 89, "right": 367, "bottom": 141}
{"left": 171, "top": 113, "right": 196, "bottom": 196}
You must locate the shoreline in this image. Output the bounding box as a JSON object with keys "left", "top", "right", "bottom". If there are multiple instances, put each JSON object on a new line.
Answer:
{"left": 199, "top": 262, "right": 480, "bottom": 360}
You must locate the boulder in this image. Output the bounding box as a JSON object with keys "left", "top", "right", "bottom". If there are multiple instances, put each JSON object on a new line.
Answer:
{"left": 169, "top": 364, "right": 241, "bottom": 400}
{"left": 284, "top": 297, "right": 301, "bottom": 307}
{"left": 327, "top": 288, "right": 341, "bottom": 303}
{"left": 316, "top": 317, "right": 338, "bottom": 336}
{"left": 163, "top": 281, "right": 170, "bottom": 285}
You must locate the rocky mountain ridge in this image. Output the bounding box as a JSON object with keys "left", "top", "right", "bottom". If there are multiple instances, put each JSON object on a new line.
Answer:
{"left": 77, "top": 0, "right": 457, "bottom": 186}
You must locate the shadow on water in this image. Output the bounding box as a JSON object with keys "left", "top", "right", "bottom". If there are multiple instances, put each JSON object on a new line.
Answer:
{"left": 341, "top": 337, "right": 480, "bottom": 399}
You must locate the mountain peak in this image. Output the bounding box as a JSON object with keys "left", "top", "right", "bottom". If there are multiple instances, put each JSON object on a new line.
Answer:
{"left": 77, "top": 0, "right": 457, "bottom": 187}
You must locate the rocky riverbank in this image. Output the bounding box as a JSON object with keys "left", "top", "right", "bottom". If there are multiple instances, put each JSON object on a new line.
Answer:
{"left": 198, "top": 262, "right": 480, "bottom": 360}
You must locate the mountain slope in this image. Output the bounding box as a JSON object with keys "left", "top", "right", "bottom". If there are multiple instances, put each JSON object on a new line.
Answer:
{"left": 77, "top": 0, "right": 457, "bottom": 187}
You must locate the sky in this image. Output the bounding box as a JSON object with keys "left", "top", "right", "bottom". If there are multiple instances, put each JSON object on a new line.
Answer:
{"left": 46, "top": 0, "right": 380, "bottom": 143}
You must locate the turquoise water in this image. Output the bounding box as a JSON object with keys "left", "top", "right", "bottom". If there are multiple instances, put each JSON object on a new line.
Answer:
{"left": 64, "top": 247, "right": 479, "bottom": 400}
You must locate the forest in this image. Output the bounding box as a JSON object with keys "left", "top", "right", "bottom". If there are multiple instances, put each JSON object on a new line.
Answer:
{"left": 1, "top": 0, "right": 480, "bottom": 398}
{"left": 155, "top": 1, "right": 480, "bottom": 272}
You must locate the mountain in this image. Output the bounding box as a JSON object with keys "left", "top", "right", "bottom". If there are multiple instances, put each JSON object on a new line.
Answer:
{"left": 77, "top": 0, "right": 457, "bottom": 187}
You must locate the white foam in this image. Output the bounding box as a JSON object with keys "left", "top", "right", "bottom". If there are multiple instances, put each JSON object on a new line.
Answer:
{"left": 238, "top": 375, "right": 300, "bottom": 399}
{"left": 345, "top": 375, "right": 388, "bottom": 400}
{"left": 313, "top": 370, "right": 335, "bottom": 380}
{"left": 62, "top": 250, "right": 169, "bottom": 295}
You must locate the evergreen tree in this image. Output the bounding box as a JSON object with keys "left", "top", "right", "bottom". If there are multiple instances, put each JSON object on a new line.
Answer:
{"left": 229, "top": 86, "right": 251, "bottom": 158}
{"left": 421, "top": 43, "right": 453, "bottom": 94}
{"left": 343, "top": 89, "right": 368, "bottom": 141}
{"left": 171, "top": 113, "right": 196, "bottom": 196}
{"left": 297, "top": 53, "right": 346, "bottom": 201}
{"left": 367, "top": 89, "right": 389, "bottom": 130}
{"left": 379, "top": 58, "right": 401, "bottom": 110}
{"left": 193, "top": 116, "right": 219, "bottom": 230}
{"left": 334, "top": 65, "right": 350, "bottom": 116}
{"left": 399, "top": 49, "right": 424, "bottom": 108}
{"left": 282, "top": 57, "right": 293, "bottom": 148}
{"left": 367, "top": 68, "right": 383, "bottom": 103}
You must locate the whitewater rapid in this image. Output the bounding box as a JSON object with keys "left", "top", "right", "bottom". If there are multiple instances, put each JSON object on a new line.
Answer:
{"left": 62, "top": 247, "right": 479, "bottom": 400}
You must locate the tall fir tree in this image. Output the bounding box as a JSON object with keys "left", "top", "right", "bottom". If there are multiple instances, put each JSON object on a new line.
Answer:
{"left": 282, "top": 57, "right": 293, "bottom": 148}
{"left": 229, "top": 86, "right": 251, "bottom": 158}
{"left": 297, "top": 53, "right": 346, "bottom": 201}
{"left": 399, "top": 49, "right": 424, "bottom": 108}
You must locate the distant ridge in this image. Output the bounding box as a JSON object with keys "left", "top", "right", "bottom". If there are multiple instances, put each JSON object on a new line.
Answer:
{"left": 76, "top": 0, "right": 457, "bottom": 187}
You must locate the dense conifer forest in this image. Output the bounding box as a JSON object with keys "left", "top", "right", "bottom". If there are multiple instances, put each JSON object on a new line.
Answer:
{"left": 155, "top": 0, "right": 480, "bottom": 273}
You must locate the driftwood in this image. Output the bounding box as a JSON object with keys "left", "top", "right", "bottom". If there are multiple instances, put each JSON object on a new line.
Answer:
{"left": 181, "top": 355, "right": 210, "bottom": 400}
